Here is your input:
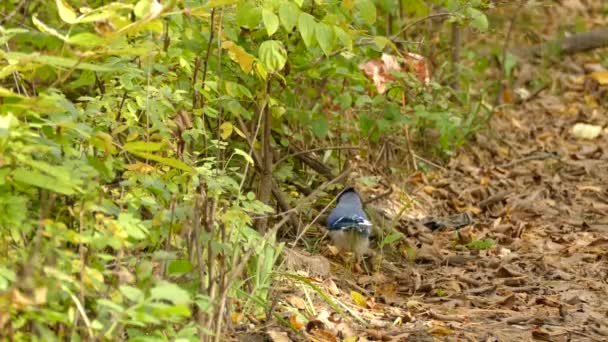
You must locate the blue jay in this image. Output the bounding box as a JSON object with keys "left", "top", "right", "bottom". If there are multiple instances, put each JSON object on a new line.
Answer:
{"left": 326, "top": 187, "right": 372, "bottom": 258}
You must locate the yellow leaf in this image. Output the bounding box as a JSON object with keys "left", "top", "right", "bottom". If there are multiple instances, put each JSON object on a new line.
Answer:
{"left": 590, "top": 70, "right": 608, "bottom": 85}
{"left": 233, "top": 126, "right": 246, "bottom": 139}
{"left": 221, "top": 41, "right": 254, "bottom": 74}
{"left": 125, "top": 162, "right": 155, "bottom": 173}
{"left": 423, "top": 185, "right": 435, "bottom": 195}
{"left": 231, "top": 312, "right": 243, "bottom": 324}
{"left": 33, "top": 287, "right": 47, "bottom": 305}
{"left": 456, "top": 206, "right": 481, "bottom": 214}
{"left": 343, "top": 337, "right": 357, "bottom": 342}
{"left": 350, "top": 290, "right": 367, "bottom": 308}
{"left": 428, "top": 325, "right": 454, "bottom": 336}
{"left": 220, "top": 122, "right": 233, "bottom": 139}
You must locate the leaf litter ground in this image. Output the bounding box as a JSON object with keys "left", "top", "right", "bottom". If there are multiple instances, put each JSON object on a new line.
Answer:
{"left": 239, "top": 53, "right": 608, "bottom": 341}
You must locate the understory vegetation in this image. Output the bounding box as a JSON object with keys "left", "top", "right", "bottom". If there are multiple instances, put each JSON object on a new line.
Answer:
{"left": 3, "top": 0, "right": 601, "bottom": 340}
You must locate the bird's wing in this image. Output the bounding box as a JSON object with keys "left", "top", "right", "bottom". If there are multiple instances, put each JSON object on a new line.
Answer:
{"left": 328, "top": 215, "right": 372, "bottom": 230}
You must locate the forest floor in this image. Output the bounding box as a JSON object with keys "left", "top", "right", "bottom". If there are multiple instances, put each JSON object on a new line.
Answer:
{"left": 249, "top": 48, "right": 608, "bottom": 341}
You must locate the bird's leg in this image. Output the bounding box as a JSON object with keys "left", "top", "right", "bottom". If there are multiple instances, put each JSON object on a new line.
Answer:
{"left": 355, "top": 254, "right": 371, "bottom": 275}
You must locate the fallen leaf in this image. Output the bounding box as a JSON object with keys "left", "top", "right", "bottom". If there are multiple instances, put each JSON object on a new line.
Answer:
{"left": 350, "top": 291, "right": 367, "bottom": 308}
{"left": 289, "top": 314, "right": 304, "bottom": 330}
{"left": 589, "top": 70, "right": 608, "bottom": 85}
{"left": 287, "top": 295, "right": 306, "bottom": 310}
{"left": 267, "top": 330, "right": 290, "bottom": 342}
{"left": 571, "top": 123, "right": 602, "bottom": 140}
{"left": 324, "top": 279, "right": 340, "bottom": 296}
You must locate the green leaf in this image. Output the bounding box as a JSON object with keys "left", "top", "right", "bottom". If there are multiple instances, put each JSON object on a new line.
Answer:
{"left": 467, "top": 8, "right": 488, "bottom": 31}
{"left": 11, "top": 168, "right": 76, "bottom": 195}
{"left": 134, "top": 0, "right": 153, "bottom": 19}
{"left": 359, "top": 113, "right": 375, "bottom": 136}
{"left": 202, "top": 0, "right": 239, "bottom": 8}
{"left": 259, "top": 40, "right": 287, "bottom": 72}
{"left": 68, "top": 32, "right": 104, "bottom": 47}
{"left": 119, "top": 285, "right": 144, "bottom": 302}
{"left": 97, "top": 299, "right": 125, "bottom": 313}
{"left": 402, "top": 0, "right": 428, "bottom": 16}
{"left": 315, "top": 23, "right": 335, "bottom": 56}
{"left": 311, "top": 115, "right": 329, "bottom": 138}
{"left": 129, "top": 151, "right": 195, "bottom": 173}
{"left": 382, "top": 232, "right": 401, "bottom": 246}
{"left": 233, "top": 148, "right": 254, "bottom": 165}
{"left": 353, "top": 0, "right": 376, "bottom": 26}
{"left": 150, "top": 283, "right": 192, "bottom": 305}
{"left": 373, "top": 36, "right": 389, "bottom": 50}
{"left": 225, "top": 81, "right": 253, "bottom": 99}
{"left": 293, "top": 0, "right": 304, "bottom": 7}
{"left": 298, "top": 13, "right": 316, "bottom": 48}
{"left": 55, "top": 0, "right": 78, "bottom": 24}
{"left": 236, "top": 2, "right": 262, "bottom": 29}
{"left": 466, "top": 239, "right": 495, "bottom": 250}
{"left": 123, "top": 141, "right": 164, "bottom": 152}
{"left": 5, "top": 52, "right": 115, "bottom": 72}
{"left": 334, "top": 26, "right": 352, "bottom": 51}
{"left": 279, "top": 2, "right": 300, "bottom": 32}
{"left": 167, "top": 260, "right": 193, "bottom": 275}
{"left": 262, "top": 8, "right": 279, "bottom": 36}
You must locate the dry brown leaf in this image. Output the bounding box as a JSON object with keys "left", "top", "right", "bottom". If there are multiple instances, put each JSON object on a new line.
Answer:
{"left": 324, "top": 278, "right": 340, "bottom": 296}
{"left": 266, "top": 330, "right": 290, "bottom": 342}
{"left": 287, "top": 295, "right": 306, "bottom": 310}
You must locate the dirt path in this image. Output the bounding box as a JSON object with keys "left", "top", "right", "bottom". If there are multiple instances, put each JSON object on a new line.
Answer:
{"left": 258, "top": 59, "right": 608, "bottom": 342}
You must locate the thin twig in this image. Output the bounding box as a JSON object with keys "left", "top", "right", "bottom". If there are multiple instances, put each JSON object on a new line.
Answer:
{"left": 363, "top": 187, "right": 393, "bottom": 205}
{"left": 494, "top": 1, "right": 527, "bottom": 106}
{"left": 390, "top": 12, "right": 452, "bottom": 41}
{"left": 273, "top": 146, "right": 360, "bottom": 167}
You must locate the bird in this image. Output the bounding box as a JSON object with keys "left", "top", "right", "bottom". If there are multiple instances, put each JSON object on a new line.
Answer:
{"left": 326, "top": 187, "right": 372, "bottom": 259}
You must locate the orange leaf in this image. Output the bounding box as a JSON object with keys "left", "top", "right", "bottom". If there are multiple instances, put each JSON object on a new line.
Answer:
{"left": 289, "top": 314, "right": 304, "bottom": 330}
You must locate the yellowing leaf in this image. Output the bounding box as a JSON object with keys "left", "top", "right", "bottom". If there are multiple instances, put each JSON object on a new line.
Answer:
{"left": 56, "top": 0, "right": 78, "bottom": 24}
{"left": 233, "top": 148, "right": 254, "bottom": 165}
{"left": 125, "top": 162, "right": 155, "bottom": 173}
{"left": 350, "top": 290, "right": 367, "bottom": 308}
{"left": 220, "top": 122, "right": 233, "bottom": 139}
{"left": 259, "top": 40, "right": 287, "bottom": 72}
{"left": 129, "top": 151, "right": 195, "bottom": 172}
{"left": 124, "top": 141, "right": 164, "bottom": 152}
